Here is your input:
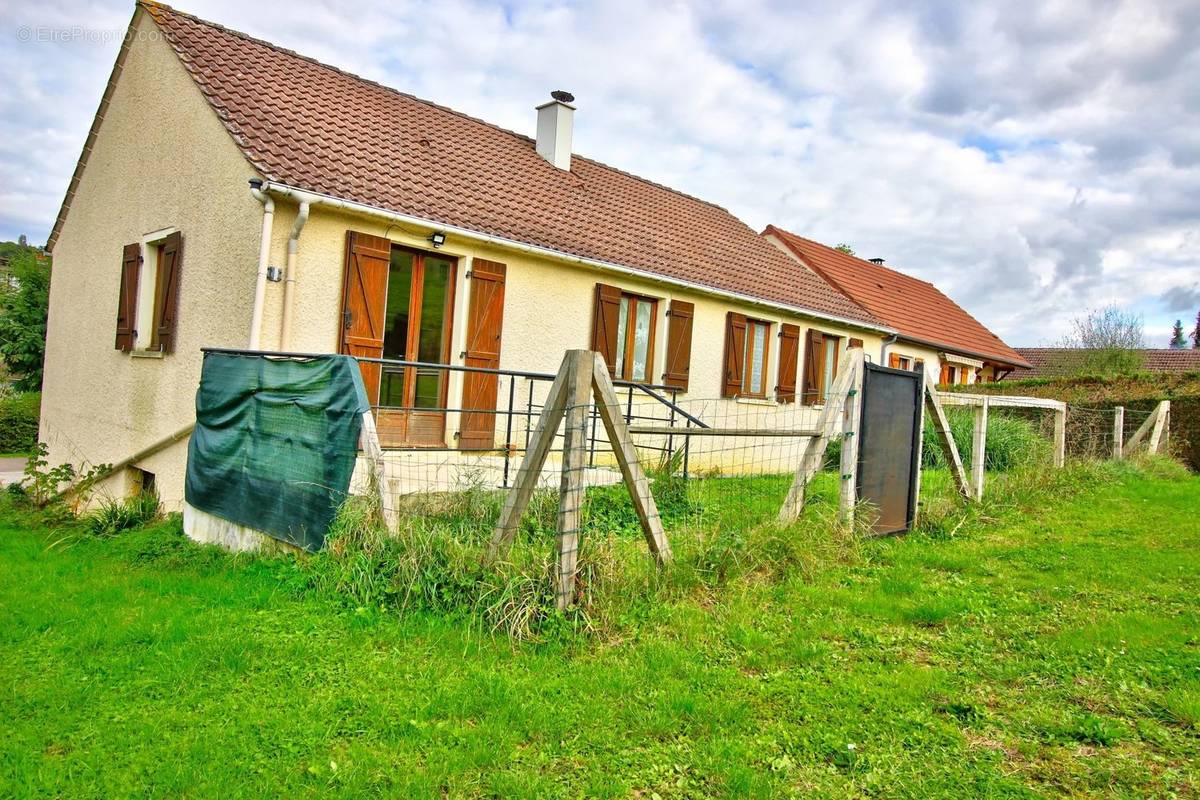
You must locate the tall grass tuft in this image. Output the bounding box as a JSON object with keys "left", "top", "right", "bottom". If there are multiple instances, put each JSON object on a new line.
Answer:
{"left": 87, "top": 492, "right": 161, "bottom": 537}
{"left": 923, "top": 407, "right": 1051, "bottom": 471}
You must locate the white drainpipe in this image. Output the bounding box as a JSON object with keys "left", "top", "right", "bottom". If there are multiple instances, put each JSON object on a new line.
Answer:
{"left": 280, "top": 201, "right": 310, "bottom": 350}
{"left": 247, "top": 179, "right": 274, "bottom": 349}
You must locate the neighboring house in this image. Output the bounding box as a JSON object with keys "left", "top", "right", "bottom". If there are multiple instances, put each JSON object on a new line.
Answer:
{"left": 42, "top": 2, "right": 897, "bottom": 510}
{"left": 763, "top": 228, "right": 1031, "bottom": 384}
{"left": 1006, "top": 348, "right": 1200, "bottom": 379}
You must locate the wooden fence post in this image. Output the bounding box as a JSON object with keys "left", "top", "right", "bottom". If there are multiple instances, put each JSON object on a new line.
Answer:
{"left": 923, "top": 373, "right": 972, "bottom": 500}
{"left": 359, "top": 411, "right": 396, "bottom": 530}
{"left": 553, "top": 350, "right": 593, "bottom": 610}
{"left": 838, "top": 349, "right": 865, "bottom": 524}
{"left": 1112, "top": 406, "right": 1124, "bottom": 460}
{"left": 1148, "top": 400, "right": 1170, "bottom": 455}
{"left": 778, "top": 349, "right": 858, "bottom": 523}
{"left": 1053, "top": 407, "right": 1067, "bottom": 468}
{"left": 971, "top": 397, "right": 988, "bottom": 501}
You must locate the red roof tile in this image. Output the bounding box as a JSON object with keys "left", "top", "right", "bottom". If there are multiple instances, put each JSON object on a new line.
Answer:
{"left": 1010, "top": 348, "right": 1200, "bottom": 378}
{"left": 766, "top": 226, "right": 1029, "bottom": 368}
{"left": 116, "top": 2, "right": 880, "bottom": 327}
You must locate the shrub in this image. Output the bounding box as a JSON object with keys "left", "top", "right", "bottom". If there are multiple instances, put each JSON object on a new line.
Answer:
{"left": 88, "top": 492, "right": 162, "bottom": 537}
{"left": 0, "top": 391, "right": 39, "bottom": 453}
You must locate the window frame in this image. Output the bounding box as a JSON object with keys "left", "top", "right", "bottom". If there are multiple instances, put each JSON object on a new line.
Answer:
{"left": 613, "top": 291, "right": 659, "bottom": 383}
{"left": 740, "top": 317, "right": 772, "bottom": 398}
{"left": 135, "top": 227, "right": 177, "bottom": 353}
{"left": 815, "top": 332, "right": 840, "bottom": 405}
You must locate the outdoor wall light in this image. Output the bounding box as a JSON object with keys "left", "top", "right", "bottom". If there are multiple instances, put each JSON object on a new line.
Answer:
{"left": 429, "top": 231, "right": 447, "bottom": 248}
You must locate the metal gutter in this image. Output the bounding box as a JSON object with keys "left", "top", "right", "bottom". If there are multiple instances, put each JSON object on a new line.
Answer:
{"left": 259, "top": 181, "right": 895, "bottom": 336}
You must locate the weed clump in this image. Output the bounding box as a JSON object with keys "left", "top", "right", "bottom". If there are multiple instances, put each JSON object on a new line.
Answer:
{"left": 87, "top": 492, "right": 162, "bottom": 537}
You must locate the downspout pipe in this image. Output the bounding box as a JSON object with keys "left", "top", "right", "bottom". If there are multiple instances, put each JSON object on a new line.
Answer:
{"left": 247, "top": 178, "right": 274, "bottom": 349}
{"left": 880, "top": 334, "right": 899, "bottom": 366}
{"left": 280, "top": 201, "right": 310, "bottom": 350}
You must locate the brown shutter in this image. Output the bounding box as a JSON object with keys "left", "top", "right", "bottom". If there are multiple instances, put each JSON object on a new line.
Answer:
{"left": 940, "top": 363, "right": 952, "bottom": 385}
{"left": 340, "top": 231, "right": 392, "bottom": 406}
{"left": 776, "top": 323, "right": 800, "bottom": 402}
{"left": 115, "top": 243, "right": 140, "bottom": 352}
{"left": 662, "top": 299, "right": 693, "bottom": 391}
{"left": 888, "top": 352, "right": 902, "bottom": 369}
{"left": 801, "top": 329, "right": 824, "bottom": 404}
{"left": 591, "top": 283, "right": 622, "bottom": 376}
{"left": 848, "top": 337, "right": 863, "bottom": 349}
{"left": 460, "top": 259, "right": 506, "bottom": 450}
{"left": 153, "top": 231, "right": 183, "bottom": 353}
{"left": 722, "top": 312, "right": 747, "bottom": 398}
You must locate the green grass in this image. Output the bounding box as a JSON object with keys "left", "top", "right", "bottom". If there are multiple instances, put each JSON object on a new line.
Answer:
{"left": 1, "top": 461, "right": 1199, "bottom": 797}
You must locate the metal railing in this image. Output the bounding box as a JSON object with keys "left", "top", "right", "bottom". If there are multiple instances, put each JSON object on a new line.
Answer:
{"left": 354, "top": 355, "right": 707, "bottom": 488}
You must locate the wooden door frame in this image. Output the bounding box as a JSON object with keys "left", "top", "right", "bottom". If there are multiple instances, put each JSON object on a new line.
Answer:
{"left": 340, "top": 238, "right": 458, "bottom": 447}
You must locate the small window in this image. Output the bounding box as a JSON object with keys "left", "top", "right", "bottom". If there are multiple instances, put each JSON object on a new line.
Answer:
{"left": 614, "top": 292, "right": 657, "bottom": 382}
{"left": 741, "top": 319, "right": 770, "bottom": 396}
{"left": 897, "top": 356, "right": 913, "bottom": 371}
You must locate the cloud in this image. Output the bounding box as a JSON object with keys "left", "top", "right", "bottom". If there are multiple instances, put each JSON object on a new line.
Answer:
{"left": 1, "top": 0, "right": 1197, "bottom": 346}
{"left": 1161, "top": 284, "right": 1200, "bottom": 312}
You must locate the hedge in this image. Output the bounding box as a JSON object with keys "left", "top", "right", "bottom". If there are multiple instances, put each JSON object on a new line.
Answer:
{"left": 0, "top": 391, "right": 40, "bottom": 453}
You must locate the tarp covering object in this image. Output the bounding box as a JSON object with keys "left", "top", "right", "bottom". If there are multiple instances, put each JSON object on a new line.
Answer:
{"left": 185, "top": 352, "right": 370, "bottom": 551}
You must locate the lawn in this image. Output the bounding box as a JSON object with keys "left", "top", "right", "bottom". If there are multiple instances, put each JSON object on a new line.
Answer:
{"left": 1, "top": 464, "right": 1198, "bottom": 798}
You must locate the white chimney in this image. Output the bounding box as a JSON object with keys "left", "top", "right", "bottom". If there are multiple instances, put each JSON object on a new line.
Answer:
{"left": 536, "top": 90, "right": 575, "bottom": 170}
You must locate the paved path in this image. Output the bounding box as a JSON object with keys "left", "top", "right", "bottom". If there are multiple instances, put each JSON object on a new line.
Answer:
{"left": 0, "top": 456, "right": 26, "bottom": 487}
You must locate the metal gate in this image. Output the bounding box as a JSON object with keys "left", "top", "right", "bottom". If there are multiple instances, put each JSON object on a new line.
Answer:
{"left": 856, "top": 362, "right": 923, "bottom": 535}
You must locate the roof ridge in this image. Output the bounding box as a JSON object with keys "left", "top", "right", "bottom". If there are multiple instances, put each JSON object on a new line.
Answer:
{"left": 137, "top": 1, "right": 733, "bottom": 214}
{"left": 769, "top": 226, "right": 939, "bottom": 290}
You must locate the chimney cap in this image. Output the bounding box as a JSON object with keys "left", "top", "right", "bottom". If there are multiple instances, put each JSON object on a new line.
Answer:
{"left": 550, "top": 90, "right": 575, "bottom": 103}
{"left": 869, "top": 257, "right": 885, "bottom": 264}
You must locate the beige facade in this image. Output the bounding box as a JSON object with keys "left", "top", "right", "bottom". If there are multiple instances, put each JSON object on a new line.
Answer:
{"left": 43, "top": 8, "right": 889, "bottom": 511}
{"left": 41, "top": 10, "right": 262, "bottom": 507}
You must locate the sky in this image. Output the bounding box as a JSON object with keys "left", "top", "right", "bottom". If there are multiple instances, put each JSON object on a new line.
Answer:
{"left": 2, "top": 0, "right": 1198, "bottom": 346}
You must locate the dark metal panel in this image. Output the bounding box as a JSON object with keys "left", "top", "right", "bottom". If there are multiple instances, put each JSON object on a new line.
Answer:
{"left": 857, "top": 363, "right": 922, "bottom": 535}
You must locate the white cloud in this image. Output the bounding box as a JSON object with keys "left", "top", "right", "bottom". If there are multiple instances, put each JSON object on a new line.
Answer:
{"left": 1, "top": 0, "right": 1197, "bottom": 345}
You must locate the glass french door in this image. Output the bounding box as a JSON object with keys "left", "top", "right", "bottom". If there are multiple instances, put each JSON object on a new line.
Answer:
{"left": 375, "top": 248, "right": 456, "bottom": 447}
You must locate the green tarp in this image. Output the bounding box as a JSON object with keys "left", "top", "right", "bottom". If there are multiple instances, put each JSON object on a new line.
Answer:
{"left": 185, "top": 352, "right": 370, "bottom": 552}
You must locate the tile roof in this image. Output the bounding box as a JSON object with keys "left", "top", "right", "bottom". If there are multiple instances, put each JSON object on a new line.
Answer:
{"left": 1010, "top": 348, "right": 1200, "bottom": 378}
{"left": 765, "top": 226, "right": 1030, "bottom": 368}
{"left": 121, "top": 2, "right": 880, "bottom": 327}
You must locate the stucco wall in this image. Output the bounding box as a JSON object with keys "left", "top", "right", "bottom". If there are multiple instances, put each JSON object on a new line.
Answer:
{"left": 253, "top": 203, "right": 885, "bottom": 475}
{"left": 41, "top": 9, "right": 262, "bottom": 509}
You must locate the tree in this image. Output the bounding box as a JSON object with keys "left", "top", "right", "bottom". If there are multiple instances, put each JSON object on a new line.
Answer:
{"left": 834, "top": 243, "right": 855, "bottom": 255}
{"left": 1053, "top": 305, "right": 1144, "bottom": 376}
{"left": 0, "top": 246, "right": 51, "bottom": 391}
{"left": 1169, "top": 319, "right": 1187, "bottom": 349}
{"left": 1192, "top": 310, "right": 1200, "bottom": 349}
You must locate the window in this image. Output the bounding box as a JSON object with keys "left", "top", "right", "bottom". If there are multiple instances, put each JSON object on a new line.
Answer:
{"left": 378, "top": 247, "right": 456, "bottom": 409}
{"left": 115, "top": 230, "right": 183, "bottom": 354}
{"left": 742, "top": 318, "right": 770, "bottom": 396}
{"left": 591, "top": 283, "right": 658, "bottom": 382}
{"left": 614, "top": 292, "right": 657, "bottom": 382}
{"left": 888, "top": 353, "right": 914, "bottom": 371}
{"left": 721, "top": 312, "right": 771, "bottom": 398}
{"left": 801, "top": 329, "right": 840, "bottom": 404}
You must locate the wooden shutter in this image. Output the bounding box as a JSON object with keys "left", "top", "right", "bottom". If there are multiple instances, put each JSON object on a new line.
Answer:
{"left": 848, "top": 337, "right": 863, "bottom": 349}
{"left": 153, "top": 231, "right": 183, "bottom": 353}
{"left": 459, "top": 259, "right": 506, "bottom": 450}
{"left": 115, "top": 243, "right": 140, "bottom": 352}
{"left": 591, "top": 283, "right": 622, "bottom": 376}
{"left": 722, "top": 312, "right": 747, "bottom": 398}
{"left": 776, "top": 323, "right": 800, "bottom": 402}
{"left": 662, "top": 299, "right": 693, "bottom": 391}
{"left": 801, "top": 329, "right": 824, "bottom": 404}
{"left": 340, "top": 231, "right": 392, "bottom": 406}
{"left": 940, "top": 363, "right": 952, "bottom": 385}
{"left": 888, "top": 352, "right": 902, "bottom": 369}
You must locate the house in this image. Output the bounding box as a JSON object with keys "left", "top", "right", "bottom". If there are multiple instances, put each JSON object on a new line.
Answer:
{"left": 1006, "top": 348, "right": 1200, "bottom": 379}
{"left": 42, "top": 1, "right": 908, "bottom": 510}
{"left": 763, "top": 228, "right": 1030, "bottom": 384}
